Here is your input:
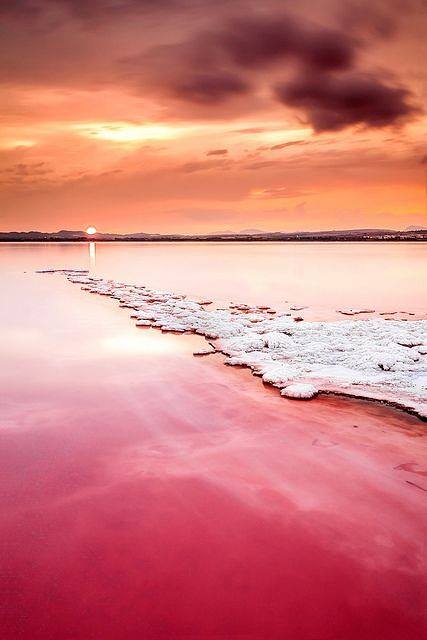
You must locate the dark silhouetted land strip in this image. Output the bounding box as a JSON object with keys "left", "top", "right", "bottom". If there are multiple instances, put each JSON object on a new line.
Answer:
{"left": 1, "top": 229, "right": 427, "bottom": 242}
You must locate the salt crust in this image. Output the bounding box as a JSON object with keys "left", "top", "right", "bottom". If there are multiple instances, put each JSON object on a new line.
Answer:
{"left": 281, "top": 383, "right": 318, "bottom": 399}
{"left": 42, "top": 271, "right": 427, "bottom": 417}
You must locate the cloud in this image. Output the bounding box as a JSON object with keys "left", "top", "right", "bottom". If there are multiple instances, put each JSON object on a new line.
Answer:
{"left": 233, "top": 127, "right": 267, "bottom": 134}
{"left": 61, "top": 0, "right": 171, "bottom": 20}
{"left": 244, "top": 160, "right": 281, "bottom": 170}
{"left": 250, "top": 186, "right": 312, "bottom": 199}
{"left": 337, "top": 0, "right": 426, "bottom": 39}
{"left": 179, "top": 158, "right": 232, "bottom": 173}
{"left": 171, "top": 72, "right": 250, "bottom": 104}
{"left": 2, "top": 0, "right": 420, "bottom": 135}
{"left": 269, "top": 140, "right": 306, "bottom": 150}
{"left": 117, "top": 6, "right": 421, "bottom": 130}
{"left": 206, "top": 148, "right": 228, "bottom": 156}
{"left": 125, "top": 11, "right": 358, "bottom": 106}
{"left": 0, "top": 161, "right": 49, "bottom": 175}
{"left": 275, "top": 72, "right": 418, "bottom": 132}
{"left": 0, "top": 0, "right": 176, "bottom": 23}
{"left": 0, "top": 161, "right": 54, "bottom": 187}
{"left": 219, "top": 14, "right": 356, "bottom": 71}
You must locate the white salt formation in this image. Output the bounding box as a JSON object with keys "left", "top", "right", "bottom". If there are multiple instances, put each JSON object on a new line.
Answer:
{"left": 44, "top": 272, "right": 427, "bottom": 418}
{"left": 281, "top": 384, "right": 318, "bottom": 399}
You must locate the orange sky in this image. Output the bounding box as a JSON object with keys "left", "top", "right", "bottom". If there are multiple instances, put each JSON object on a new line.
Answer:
{"left": 0, "top": 0, "right": 425, "bottom": 233}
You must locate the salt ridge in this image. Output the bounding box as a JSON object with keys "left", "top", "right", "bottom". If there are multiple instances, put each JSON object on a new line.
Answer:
{"left": 44, "top": 271, "right": 427, "bottom": 418}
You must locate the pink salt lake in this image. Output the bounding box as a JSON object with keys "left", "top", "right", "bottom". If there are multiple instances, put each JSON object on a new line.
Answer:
{"left": 0, "top": 242, "right": 426, "bottom": 639}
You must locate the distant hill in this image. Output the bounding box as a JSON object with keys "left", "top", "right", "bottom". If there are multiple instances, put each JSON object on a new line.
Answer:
{"left": 1, "top": 228, "right": 427, "bottom": 242}
{"left": 202, "top": 228, "right": 265, "bottom": 235}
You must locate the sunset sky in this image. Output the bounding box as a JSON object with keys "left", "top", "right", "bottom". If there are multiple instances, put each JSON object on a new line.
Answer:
{"left": 0, "top": 0, "right": 425, "bottom": 233}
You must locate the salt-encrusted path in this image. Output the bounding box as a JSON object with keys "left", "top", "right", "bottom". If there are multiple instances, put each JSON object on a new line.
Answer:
{"left": 41, "top": 270, "right": 427, "bottom": 419}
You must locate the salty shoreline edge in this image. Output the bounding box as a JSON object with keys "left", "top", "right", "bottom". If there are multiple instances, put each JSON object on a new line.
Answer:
{"left": 38, "top": 269, "right": 427, "bottom": 423}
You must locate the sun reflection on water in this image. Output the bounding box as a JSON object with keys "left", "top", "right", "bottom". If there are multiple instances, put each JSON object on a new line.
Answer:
{"left": 89, "top": 241, "right": 96, "bottom": 269}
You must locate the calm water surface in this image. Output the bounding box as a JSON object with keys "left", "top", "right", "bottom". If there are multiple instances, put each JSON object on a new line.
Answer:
{"left": 1, "top": 242, "right": 426, "bottom": 639}
{"left": 1, "top": 241, "right": 426, "bottom": 318}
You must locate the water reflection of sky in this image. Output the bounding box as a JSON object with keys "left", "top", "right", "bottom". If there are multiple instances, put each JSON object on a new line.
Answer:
{"left": 1, "top": 241, "right": 426, "bottom": 320}
{"left": 1, "top": 247, "right": 426, "bottom": 639}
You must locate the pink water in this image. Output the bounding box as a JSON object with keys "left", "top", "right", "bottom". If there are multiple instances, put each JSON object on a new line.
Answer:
{"left": 2, "top": 241, "right": 426, "bottom": 318}
{"left": 1, "top": 243, "right": 426, "bottom": 639}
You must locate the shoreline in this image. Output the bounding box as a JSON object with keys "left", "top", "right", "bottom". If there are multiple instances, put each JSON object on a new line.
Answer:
{"left": 3, "top": 237, "right": 427, "bottom": 243}
{"left": 198, "top": 343, "right": 427, "bottom": 423}
{"left": 42, "top": 269, "right": 427, "bottom": 422}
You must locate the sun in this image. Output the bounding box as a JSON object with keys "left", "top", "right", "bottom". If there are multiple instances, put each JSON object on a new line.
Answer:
{"left": 86, "top": 226, "right": 97, "bottom": 235}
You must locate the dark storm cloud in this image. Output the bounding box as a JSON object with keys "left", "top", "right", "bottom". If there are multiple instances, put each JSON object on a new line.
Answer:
{"left": 275, "top": 73, "right": 418, "bottom": 132}
{"left": 127, "top": 11, "right": 359, "bottom": 90}
{"left": 218, "top": 15, "right": 356, "bottom": 71}
{"left": 1, "top": 0, "right": 421, "bottom": 132}
{"left": 121, "top": 11, "right": 360, "bottom": 111}
{"left": 121, "top": 7, "right": 418, "bottom": 131}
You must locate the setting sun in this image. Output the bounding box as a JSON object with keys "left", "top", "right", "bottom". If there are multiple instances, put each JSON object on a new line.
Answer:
{"left": 86, "top": 226, "right": 97, "bottom": 235}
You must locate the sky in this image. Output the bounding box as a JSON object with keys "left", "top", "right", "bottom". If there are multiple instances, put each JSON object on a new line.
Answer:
{"left": 0, "top": 0, "right": 425, "bottom": 233}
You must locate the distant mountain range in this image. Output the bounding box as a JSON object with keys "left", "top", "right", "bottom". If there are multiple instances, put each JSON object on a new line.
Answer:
{"left": 1, "top": 228, "right": 426, "bottom": 242}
